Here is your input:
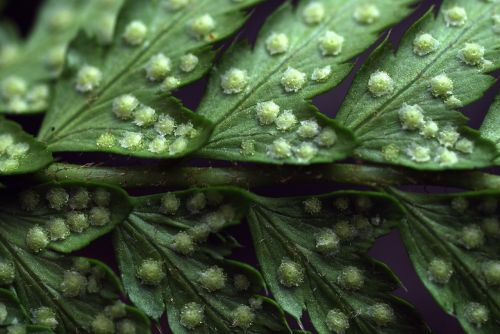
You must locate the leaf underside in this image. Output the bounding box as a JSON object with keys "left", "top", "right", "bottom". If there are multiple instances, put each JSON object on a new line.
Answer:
{"left": 389, "top": 188, "right": 500, "bottom": 333}
{"left": 337, "top": 0, "right": 500, "bottom": 170}
{"left": 197, "top": 0, "right": 417, "bottom": 165}
{"left": 0, "top": 0, "right": 124, "bottom": 114}
{"left": 114, "top": 188, "right": 291, "bottom": 333}
{"left": 480, "top": 94, "right": 500, "bottom": 165}
{"left": 246, "top": 191, "right": 430, "bottom": 334}
{"left": 0, "top": 117, "right": 53, "bottom": 175}
{"left": 38, "top": 0, "right": 263, "bottom": 159}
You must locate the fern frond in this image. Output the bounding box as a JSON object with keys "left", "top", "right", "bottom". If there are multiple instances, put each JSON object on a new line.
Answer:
{"left": 481, "top": 94, "right": 500, "bottom": 165}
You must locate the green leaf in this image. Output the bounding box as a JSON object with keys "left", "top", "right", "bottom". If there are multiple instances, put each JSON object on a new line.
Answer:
{"left": 0, "top": 243, "right": 150, "bottom": 332}
{"left": 38, "top": 0, "right": 263, "bottom": 159}
{"left": 0, "top": 117, "right": 52, "bottom": 175}
{"left": 114, "top": 188, "right": 291, "bottom": 333}
{"left": 480, "top": 94, "right": 500, "bottom": 165}
{"left": 0, "top": 0, "right": 125, "bottom": 114}
{"left": 0, "top": 182, "right": 131, "bottom": 253}
{"left": 246, "top": 191, "right": 430, "bottom": 334}
{"left": 196, "top": 0, "right": 417, "bottom": 165}
{"left": 337, "top": 0, "right": 500, "bottom": 170}
{"left": 388, "top": 188, "right": 500, "bottom": 333}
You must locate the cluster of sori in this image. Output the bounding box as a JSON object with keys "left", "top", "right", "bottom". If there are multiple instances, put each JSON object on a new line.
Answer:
{"left": 0, "top": 133, "right": 30, "bottom": 173}
{"left": 20, "top": 186, "right": 113, "bottom": 252}
{"left": 0, "top": 76, "right": 49, "bottom": 113}
{"left": 423, "top": 195, "right": 500, "bottom": 329}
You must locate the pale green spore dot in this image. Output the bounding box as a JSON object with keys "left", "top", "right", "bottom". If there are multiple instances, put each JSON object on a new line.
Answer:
{"left": 461, "top": 225, "right": 484, "bottom": 250}
{"left": 430, "top": 74, "right": 453, "bottom": 98}
{"left": 482, "top": 217, "right": 500, "bottom": 236}
{"left": 119, "top": 131, "right": 143, "bottom": 149}
{"left": 220, "top": 68, "right": 248, "bottom": 94}
{"left": 234, "top": 274, "right": 251, "bottom": 291}
{"left": 438, "top": 126, "right": 460, "bottom": 148}
{"left": 316, "top": 128, "right": 337, "bottom": 147}
{"left": 382, "top": 144, "right": 399, "bottom": 161}
{"left": 117, "top": 319, "right": 136, "bottom": 334}
{"left": 296, "top": 142, "right": 318, "bottom": 162}
{"left": 6, "top": 143, "right": 29, "bottom": 158}
{"left": 7, "top": 97, "right": 28, "bottom": 113}
{"left": 60, "top": 270, "right": 87, "bottom": 297}
{"left": 451, "top": 197, "right": 468, "bottom": 213}
{"left": 444, "top": 95, "right": 463, "bottom": 109}
{"left": 326, "top": 309, "right": 350, "bottom": 333}
{"left": 0, "top": 44, "right": 18, "bottom": 66}
{"left": 112, "top": 94, "right": 139, "bottom": 120}
{"left": 249, "top": 297, "right": 263, "bottom": 310}
{"left": 133, "top": 105, "right": 157, "bottom": 127}
{"left": 89, "top": 207, "right": 111, "bottom": 226}
{"left": 66, "top": 212, "right": 89, "bottom": 233}
{"left": 459, "top": 43, "right": 485, "bottom": 67}
{"left": 281, "top": 67, "right": 307, "bottom": 93}
{"left": 190, "top": 14, "right": 216, "bottom": 39}
{"left": 270, "top": 138, "right": 292, "bottom": 159}
{"left": 96, "top": 132, "right": 116, "bottom": 148}
{"left": 355, "top": 196, "right": 372, "bottom": 212}
{"left": 413, "top": 33, "right": 440, "bottom": 56}
{"left": 175, "top": 122, "right": 196, "bottom": 138}
{"left": 44, "top": 45, "right": 66, "bottom": 75}
{"left": 188, "top": 223, "right": 211, "bottom": 243}
{"left": 419, "top": 120, "right": 439, "bottom": 138}
{"left": 145, "top": 53, "right": 172, "bottom": 82}
{"left": 0, "top": 158, "right": 19, "bottom": 172}
{"left": 319, "top": 31, "right": 344, "bottom": 56}
{"left": 0, "top": 303, "right": 6, "bottom": 323}
{"left": 93, "top": 189, "right": 111, "bottom": 207}
{"left": 48, "top": 7, "right": 73, "bottom": 31}
{"left": 19, "top": 190, "right": 40, "bottom": 211}
{"left": 137, "top": 259, "right": 165, "bottom": 286}
{"left": 26, "top": 225, "right": 49, "bottom": 253}
{"left": 278, "top": 259, "right": 304, "bottom": 287}
{"left": 46, "top": 218, "right": 70, "bottom": 241}
{"left": 75, "top": 65, "right": 102, "bottom": 93}
{"left": 407, "top": 144, "right": 430, "bottom": 163}
{"left": 275, "top": 110, "right": 297, "bottom": 131}
{"left": 265, "top": 32, "right": 289, "bottom": 55}
{"left": 0, "top": 134, "right": 14, "bottom": 153}
{"left": 160, "top": 193, "right": 180, "bottom": 215}
{"left": 256, "top": 100, "right": 280, "bottom": 125}
{"left": 0, "top": 260, "right": 15, "bottom": 285}
{"left": 338, "top": 266, "right": 364, "bottom": 291}
{"left": 69, "top": 187, "right": 90, "bottom": 210}
{"left": 7, "top": 325, "right": 26, "bottom": 334}
{"left": 180, "top": 302, "right": 204, "bottom": 330}
{"left": 161, "top": 76, "right": 181, "bottom": 92}
{"left": 354, "top": 4, "right": 380, "bottom": 24}
{"left": 444, "top": 6, "right": 467, "bottom": 27}
{"left": 166, "top": 0, "right": 189, "bottom": 11}
{"left": 303, "top": 197, "right": 322, "bottom": 214}
{"left": 204, "top": 211, "right": 226, "bottom": 231}
{"left": 311, "top": 65, "right": 332, "bottom": 82}
{"left": 199, "top": 266, "right": 226, "bottom": 292}
{"left": 91, "top": 313, "right": 115, "bottom": 334}
{"left": 455, "top": 138, "right": 474, "bottom": 154}
{"left": 428, "top": 258, "right": 453, "bottom": 284}
{"left": 437, "top": 148, "right": 458, "bottom": 166}
{"left": 334, "top": 220, "right": 356, "bottom": 241}
{"left": 33, "top": 306, "right": 58, "bottom": 329}
{"left": 297, "top": 120, "right": 320, "bottom": 139}
{"left": 368, "top": 303, "right": 394, "bottom": 327}
{"left": 398, "top": 103, "right": 425, "bottom": 130}
{"left": 179, "top": 53, "right": 199, "bottom": 72}
{"left": 148, "top": 136, "right": 169, "bottom": 154}
{"left": 123, "top": 20, "right": 147, "bottom": 46}
{"left": 73, "top": 258, "right": 91, "bottom": 274}
{"left": 104, "top": 301, "right": 127, "bottom": 319}
{"left": 464, "top": 302, "right": 489, "bottom": 328}
{"left": 186, "top": 193, "right": 206, "bottom": 213}
{"left": 26, "top": 84, "right": 49, "bottom": 109}
{"left": 368, "top": 70, "right": 394, "bottom": 97}
{"left": 172, "top": 231, "right": 196, "bottom": 255}
{"left": 482, "top": 261, "right": 500, "bottom": 286}
{"left": 240, "top": 139, "right": 256, "bottom": 156}
{"left": 155, "top": 114, "right": 176, "bottom": 135}
{"left": 231, "top": 305, "right": 255, "bottom": 329}
{"left": 315, "top": 229, "right": 339, "bottom": 254}
{"left": 1, "top": 76, "right": 27, "bottom": 99}
{"left": 303, "top": 2, "right": 326, "bottom": 25}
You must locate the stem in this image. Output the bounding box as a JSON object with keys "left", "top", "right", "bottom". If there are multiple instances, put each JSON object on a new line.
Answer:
{"left": 33, "top": 162, "right": 500, "bottom": 190}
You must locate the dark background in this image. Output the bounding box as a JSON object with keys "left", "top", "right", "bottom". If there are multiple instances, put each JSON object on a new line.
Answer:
{"left": 3, "top": 0, "right": 500, "bottom": 333}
